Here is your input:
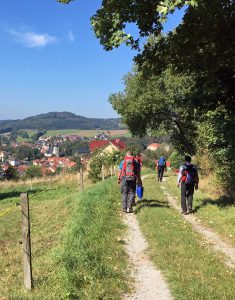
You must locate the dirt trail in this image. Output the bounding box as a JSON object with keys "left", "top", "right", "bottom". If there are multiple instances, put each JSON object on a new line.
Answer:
{"left": 123, "top": 174, "right": 173, "bottom": 300}
{"left": 123, "top": 213, "right": 173, "bottom": 300}
{"left": 160, "top": 183, "right": 235, "bottom": 268}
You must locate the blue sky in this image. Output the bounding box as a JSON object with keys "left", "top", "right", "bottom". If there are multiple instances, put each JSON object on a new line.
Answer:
{"left": 0, "top": 0, "right": 185, "bottom": 120}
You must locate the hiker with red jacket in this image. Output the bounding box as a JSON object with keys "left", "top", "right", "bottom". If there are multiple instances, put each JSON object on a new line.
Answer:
{"left": 177, "top": 155, "right": 199, "bottom": 214}
{"left": 118, "top": 151, "right": 141, "bottom": 213}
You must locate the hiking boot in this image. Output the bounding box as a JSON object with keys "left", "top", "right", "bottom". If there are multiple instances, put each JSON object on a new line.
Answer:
{"left": 126, "top": 207, "right": 133, "bottom": 213}
{"left": 181, "top": 211, "right": 188, "bottom": 215}
{"left": 187, "top": 209, "right": 193, "bottom": 214}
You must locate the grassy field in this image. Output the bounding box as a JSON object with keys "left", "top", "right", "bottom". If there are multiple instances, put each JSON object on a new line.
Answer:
{"left": 0, "top": 174, "right": 84, "bottom": 299}
{"left": 136, "top": 175, "right": 235, "bottom": 300}
{"left": 0, "top": 175, "right": 128, "bottom": 299}
{"left": 15, "top": 130, "right": 37, "bottom": 142}
{"left": 13, "top": 129, "right": 130, "bottom": 142}
{"left": 163, "top": 174, "right": 235, "bottom": 247}
{"left": 43, "top": 129, "right": 130, "bottom": 138}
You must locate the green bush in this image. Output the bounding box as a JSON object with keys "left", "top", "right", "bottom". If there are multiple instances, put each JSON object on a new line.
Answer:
{"left": 24, "top": 165, "right": 42, "bottom": 179}
{"left": 168, "top": 151, "right": 184, "bottom": 170}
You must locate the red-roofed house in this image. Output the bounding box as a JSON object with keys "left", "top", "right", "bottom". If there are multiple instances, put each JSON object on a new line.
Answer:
{"left": 89, "top": 139, "right": 126, "bottom": 153}
{"left": 33, "top": 157, "right": 76, "bottom": 174}
{"left": 89, "top": 140, "right": 109, "bottom": 152}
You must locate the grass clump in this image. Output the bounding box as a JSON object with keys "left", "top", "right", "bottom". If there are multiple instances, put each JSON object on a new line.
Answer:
{"left": 58, "top": 178, "right": 128, "bottom": 300}
{"left": 136, "top": 176, "right": 235, "bottom": 300}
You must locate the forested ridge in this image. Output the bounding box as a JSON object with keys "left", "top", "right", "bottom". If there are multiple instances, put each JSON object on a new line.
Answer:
{"left": 0, "top": 112, "right": 122, "bottom": 131}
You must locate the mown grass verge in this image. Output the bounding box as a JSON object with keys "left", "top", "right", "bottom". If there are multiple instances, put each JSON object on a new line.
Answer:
{"left": 164, "top": 174, "right": 235, "bottom": 247}
{"left": 57, "top": 178, "right": 128, "bottom": 300}
{"left": 136, "top": 176, "right": 235, "bottom": 300}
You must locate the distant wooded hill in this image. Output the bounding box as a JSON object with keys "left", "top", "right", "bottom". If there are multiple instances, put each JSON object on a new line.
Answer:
{"left": 0, "top": 112, "right": 123, "bottom": 132}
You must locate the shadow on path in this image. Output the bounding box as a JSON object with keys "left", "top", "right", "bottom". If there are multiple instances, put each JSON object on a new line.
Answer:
{"left": 194, "top": 195, "right": 235, "bottom": 212}
{"left": 135, "top": 198, "right": 170, "bottom": 214}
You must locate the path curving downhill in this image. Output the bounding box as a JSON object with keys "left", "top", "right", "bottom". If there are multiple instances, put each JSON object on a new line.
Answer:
{"left": 160, "top": 183, "right": 235, "bottom": 268}
{"left": 123, "top": 174, "right": 173, "bottom": 300}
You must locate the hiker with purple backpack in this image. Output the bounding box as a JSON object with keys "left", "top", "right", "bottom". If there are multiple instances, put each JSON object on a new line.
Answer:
{"left": 177, "top": 155, "right": 199, "bottom": 214}
{"left": 118, "top": 151, "right": 141, "bottom": 213}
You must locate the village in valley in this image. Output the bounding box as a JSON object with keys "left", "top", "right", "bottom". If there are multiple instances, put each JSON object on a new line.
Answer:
{"left": 0, "top": 129, "right": 171, "bottom": 179}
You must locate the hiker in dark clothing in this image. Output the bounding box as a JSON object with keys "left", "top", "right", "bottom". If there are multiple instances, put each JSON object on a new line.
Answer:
{"left": 118, "top": 151, "right": 141, "bottom": 213}
{"left": 177, "top": 155, "right": 199, "bottom": 214}
{"left": 156, "top": 156, "right": 166, "bottom": 182}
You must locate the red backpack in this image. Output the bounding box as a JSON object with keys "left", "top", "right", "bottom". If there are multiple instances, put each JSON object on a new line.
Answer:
{"left": 122, "top": 156, "right": 136, "bottom": 181}
{"left": 181, "top": 164, "right": 197, "bottom": 184}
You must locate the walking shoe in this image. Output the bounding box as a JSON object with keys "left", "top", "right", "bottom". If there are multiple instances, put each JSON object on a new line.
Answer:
{"left": 126, "top": 207, "right": 133, "bottom": 213}
{"left": 187, "top": 209, "right": 193, "bottom": 214}
{"left": 181, "top": 211, "right": 187, "bottom": 215}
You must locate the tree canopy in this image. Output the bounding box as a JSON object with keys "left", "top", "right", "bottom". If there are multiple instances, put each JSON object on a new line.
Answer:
{"left": 58, "top": 0, "right": 198, "bottom": 50}
{"left": 58, "top": 0, "right": 235, "bottom": 192}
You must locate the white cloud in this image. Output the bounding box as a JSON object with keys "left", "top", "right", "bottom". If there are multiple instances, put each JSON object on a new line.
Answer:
{"left": 68, "top": 30, "right": 75, "bottom": 43}
{"left": 5, "top": 27, "right": 57, "bottom": 48}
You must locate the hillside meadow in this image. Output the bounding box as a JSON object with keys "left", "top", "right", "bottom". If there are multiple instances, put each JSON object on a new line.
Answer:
{"left": 43, "top": 129, "right": 130, "bottom": 138}
{"left": 11, "top": 129, "right": 130, "bottom": 142}
{"left": 0, "top": 174, "right": 128, "bottom": 300}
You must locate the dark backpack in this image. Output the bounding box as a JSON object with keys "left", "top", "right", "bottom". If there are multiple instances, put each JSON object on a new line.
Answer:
{"left": 181, "top": 164, "right": 197, "bottom": 184}
{"left": 122, "top": 156, "right": 136, "bottom": 181}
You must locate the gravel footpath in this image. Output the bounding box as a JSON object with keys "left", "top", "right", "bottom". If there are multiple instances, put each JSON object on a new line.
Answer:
{"left": 160, "top": 184, "right": 235, "bottom": 268}
{"left": 123, "top": 212, "right": 173, "bottom": 300}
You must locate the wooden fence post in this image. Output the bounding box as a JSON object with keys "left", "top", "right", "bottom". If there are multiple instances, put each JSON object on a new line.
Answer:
{"left": 77, "top": 171, "right": 80, "bottom": 187}
{"left": 101, "top": 165, "right": 104, "bottom": 181}
{"left": 20, "top": 193, "right": 33, "bottom": 290}
{"left": 80, "top": 168, "right": 84, "bottom": 191}
{"left": 110, "top": 166, "right": 113, "bottom": 177}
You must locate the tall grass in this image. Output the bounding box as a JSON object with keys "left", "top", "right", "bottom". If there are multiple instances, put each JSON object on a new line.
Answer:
{"left": 0, "top": 173, "right": 90, "bottom": 299}
{"left": 58, "top": 178, "right": 128, "bottom": 300}
{"left": 1, "top": 175, "right": 128, "bottom": 299}
{"left": 0, "top": 181, "right": 77, "bottom": 299}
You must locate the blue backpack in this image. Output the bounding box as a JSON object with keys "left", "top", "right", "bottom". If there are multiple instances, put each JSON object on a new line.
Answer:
{"left": 158, "top": 157, "right": 165, "bottom": 167}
